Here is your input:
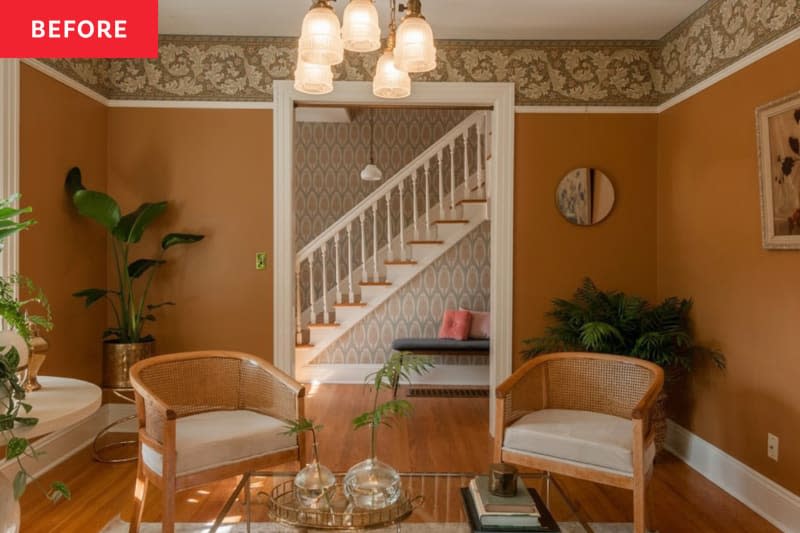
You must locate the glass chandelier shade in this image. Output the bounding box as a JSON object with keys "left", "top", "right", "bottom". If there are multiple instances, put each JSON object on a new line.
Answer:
{"left": 294, "top": 52, "right": 334, "bottom": 95}
{"left": 394, "top": 15, "right": 436, "bottom": 73}
{"left": 373, "top": 49, "right": 411, "bottom": 99}
{"left": 342, "top": 0, "right": 381, "bottom": 52}
{"left": 298, "top": 3, "right": 344, "bottom": 66}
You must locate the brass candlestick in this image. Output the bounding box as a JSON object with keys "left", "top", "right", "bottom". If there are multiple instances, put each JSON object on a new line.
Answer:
{"left": 24, "top": 337, "right": 48, "bottom": 392}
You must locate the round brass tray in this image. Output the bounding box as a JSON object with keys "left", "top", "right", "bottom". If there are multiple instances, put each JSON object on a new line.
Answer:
{"left": 263, "top": 479, "right": 423, "bottom": 530}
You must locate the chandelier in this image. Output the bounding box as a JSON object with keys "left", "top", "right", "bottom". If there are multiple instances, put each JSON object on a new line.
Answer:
{"left": 294, "top": 0, "right": 436, "bottom": 98}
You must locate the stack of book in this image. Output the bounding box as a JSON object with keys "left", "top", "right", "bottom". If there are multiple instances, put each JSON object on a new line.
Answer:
{"left": 460, "top": 475, "right": 559, "bottom": 532}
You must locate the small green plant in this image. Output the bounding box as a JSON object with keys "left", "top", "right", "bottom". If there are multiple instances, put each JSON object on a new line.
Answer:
{"left": 0, "top": 194, "right": 67, "bottom": 502}
{"left": 65, "top": 167, "right": 204, "bottom": 343}
{"left": 283, "top": 417, "right": 333, "bottom": 508}
{"left": 353, "top": 352, "right": 433, "bottom": 459}
{"left": 522, "top": 277, "right": 724, "bottom": 371}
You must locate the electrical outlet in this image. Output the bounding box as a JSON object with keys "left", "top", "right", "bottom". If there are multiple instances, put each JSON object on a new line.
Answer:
{"left": 255, "top": 252, "right": 267, "bottom": 270}
{"left": 768, "top": 433, "right": 779, "bottom": 461}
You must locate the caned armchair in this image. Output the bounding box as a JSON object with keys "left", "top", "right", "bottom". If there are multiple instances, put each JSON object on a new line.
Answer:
{"left": 128, "top": 351, "right": 305, "bottom": 533}
{"left": 494, "top": 352, "right": 663, "bottom": 533}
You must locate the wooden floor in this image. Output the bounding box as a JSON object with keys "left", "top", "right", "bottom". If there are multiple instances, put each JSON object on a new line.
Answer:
{"left": 21, "top": 384, "right": 776, "bottom": 533}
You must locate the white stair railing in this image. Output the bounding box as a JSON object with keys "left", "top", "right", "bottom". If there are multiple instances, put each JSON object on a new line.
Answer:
{"left": 296, "top": 110, "right": 489, "bottom": 329}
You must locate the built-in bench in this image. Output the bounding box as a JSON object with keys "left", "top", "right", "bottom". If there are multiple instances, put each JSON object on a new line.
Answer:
{"left": 391, "top": 337, "right": 490, "bottom": 356}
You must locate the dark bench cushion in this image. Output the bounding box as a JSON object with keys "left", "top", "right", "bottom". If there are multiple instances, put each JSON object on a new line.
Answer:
{"left": 391, "top": 338, "right": 490, "bottom": 353}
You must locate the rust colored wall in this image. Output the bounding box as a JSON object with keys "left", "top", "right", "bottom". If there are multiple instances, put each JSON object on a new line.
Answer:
{"left": 657, "top": 40, "right": 800, "bottom": 493}
{"left": 513, "top": 114, "right": 659, "bottom": 368}
{"left": 19, "top": 64, "right": 108, "bottom": 383}
{"left": 106, "top": 108, "right": 274, "bottom": 361}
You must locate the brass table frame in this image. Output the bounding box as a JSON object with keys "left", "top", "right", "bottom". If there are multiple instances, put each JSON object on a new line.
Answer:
{"left": 92, "top": 388, "right": 138, "bottom": 463}
{"left": 210, "top": 471, "right": 593, "bottom": 533}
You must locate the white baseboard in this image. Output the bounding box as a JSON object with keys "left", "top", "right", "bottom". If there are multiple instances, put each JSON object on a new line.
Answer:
{"left": 666, "top": 420, "right": 800, "bottom": 532}
{"left": 0, "top": 403, "right": 136, "bottom": 481}
{"left": 298, "top": 363, "right": 490, "bottom": 386}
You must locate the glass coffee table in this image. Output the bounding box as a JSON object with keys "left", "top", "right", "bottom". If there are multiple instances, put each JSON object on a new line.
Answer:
{"left": 210, "top": 471, "right": 593, "bottom": 532}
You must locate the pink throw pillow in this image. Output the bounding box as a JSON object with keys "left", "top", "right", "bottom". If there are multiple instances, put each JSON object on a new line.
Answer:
{"left": 438, "top": 310, "right": 472, "bottom": 341}
{"left": 467, "top": 310, "right": 490, "bottom": 339}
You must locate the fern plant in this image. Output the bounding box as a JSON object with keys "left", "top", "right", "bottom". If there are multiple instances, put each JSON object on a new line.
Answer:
{"left": 522, "top": 278, "right": 724, "bottom": 371}
{"left": 353, "top": 352, "right": 433, "bottom": 459}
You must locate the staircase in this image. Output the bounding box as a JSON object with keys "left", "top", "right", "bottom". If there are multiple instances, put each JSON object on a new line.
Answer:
{"left": 295, "top": 111, "right": 491, "bottom": 382}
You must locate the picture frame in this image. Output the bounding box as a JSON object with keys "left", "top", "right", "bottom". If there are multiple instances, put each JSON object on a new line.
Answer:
{"left": 756, "top": 90, "right": 800, "bottom": 249}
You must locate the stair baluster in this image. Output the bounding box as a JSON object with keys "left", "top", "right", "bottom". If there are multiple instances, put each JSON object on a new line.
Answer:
{"left": 411, "top": 171, "right": 419, "bottom": 240}
{"left": 449, "top": 140, "right": 456, "bottom": 212}
{"left": 347, "top": 222, "right": 354, "bottom": 303}
{"left": 477, "top": 118, "right": 485, "bottom": 191}
{"left": 398, "top": 180, "right": 406, "bottom": 261}
{"left": 463, "top": 129, "right": 470, "bottom": 199}
{"left": 437, "top": 150, "right": 445, "bottom": 219}
{"left": 334, "top": 232, "right": 342, "bottom": 305}
{"left": 359, "top": 212, "right": 367, "bottom": 283}
{"left": 321, "top": 241, "right": 330, "bottom": 323}
{"left": 424, "top": 161, "right": 432, "bottom": 239}
{"left": 385, "top": 191, "right": 393, "bottom": 262}
{"left": 295, "top": 266, "right": 302, "bottom": 344}
{"left": 308, "top": 252, "right": 315, "bottom": 324}
{"left": 371, "top": 202, "right": 379, "bottom": 280}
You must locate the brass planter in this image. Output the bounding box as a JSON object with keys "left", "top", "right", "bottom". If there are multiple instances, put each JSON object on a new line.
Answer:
{"left": 102, "top": 341, "right": 154, "bottom": 389}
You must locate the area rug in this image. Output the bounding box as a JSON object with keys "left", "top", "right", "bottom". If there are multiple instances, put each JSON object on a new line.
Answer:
{"left": 102, "top": 517, "right": 633, "bottom": 532}
{"left": 406, "top": 387, "right": 489, "bottom": 398}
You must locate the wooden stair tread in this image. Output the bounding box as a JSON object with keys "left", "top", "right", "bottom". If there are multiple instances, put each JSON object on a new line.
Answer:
{"left": 295, "top": 343, "right": 314, "bottom": 348}
{"left": 360, "top": 281, "right": 392, "bottom": 286}
{"left": 456, "top": 198, "right": 487, "bottom": 205}
{"left": 334, "top": 302, "right": 368, "bottom": 307}
{"left": 307, "top": 322, "right": 340, "bottom": 329}
{"left": 385, "top": 260, "right": 418, "bottom": 265}
{"left": 408, "top": 239, "right": 444, "bottom": 244}
{"left": 434, "top": 219, "right": 469, "bottom": 224}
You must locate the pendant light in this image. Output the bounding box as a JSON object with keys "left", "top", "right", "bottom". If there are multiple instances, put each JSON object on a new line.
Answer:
{"left": 361, "top": 110, "right": 383, "bottom": 181}
{"left": 342, "top": 0, "right": 381, "bottom": 52}
{"left": 294, "top": 51, "right": 334, "bottom": 95}
{"left": 298, "top": 0, "right": 344, "bottom": 66}
{"left": 373, "top": 1, "right": 410, "bottom": 99}
{"left": 394, "top": 0, "right": 436, "bottom": 73}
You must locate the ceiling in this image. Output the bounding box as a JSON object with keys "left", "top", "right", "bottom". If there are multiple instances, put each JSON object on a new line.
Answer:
{"left": 159, "top": 0, "right": 707, "bottom": 41}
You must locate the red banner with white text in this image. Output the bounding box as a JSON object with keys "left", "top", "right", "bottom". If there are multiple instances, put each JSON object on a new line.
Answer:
{"left": 0, "top": 0, "right": 158, "bottom": 58}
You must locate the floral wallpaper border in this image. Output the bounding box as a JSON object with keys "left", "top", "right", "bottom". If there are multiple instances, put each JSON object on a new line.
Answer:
{"left": 38, "top": 0, "right": 800, "bottom": 106}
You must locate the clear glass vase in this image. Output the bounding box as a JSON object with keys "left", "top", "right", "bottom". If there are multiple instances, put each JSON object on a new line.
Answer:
{"left": 294, "top": 460, "right": 336, "bottom": 509}
{"left": 343, "top": 457, "right": 401, "bottom": 509}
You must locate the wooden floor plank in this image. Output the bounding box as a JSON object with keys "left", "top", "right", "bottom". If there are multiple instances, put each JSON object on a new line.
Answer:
{"left": 20, "top": 384, "right": 777, "bottom": 532}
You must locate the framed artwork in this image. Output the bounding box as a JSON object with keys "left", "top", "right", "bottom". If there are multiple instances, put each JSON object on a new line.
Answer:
{"left": 757, "top": 91, "right": 800, "bottom": 249}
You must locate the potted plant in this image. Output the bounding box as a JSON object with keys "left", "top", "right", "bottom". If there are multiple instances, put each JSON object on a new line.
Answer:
{"left": 522, "top": 277, "right": 724, "bottom": 450}
{"left": 0, "top": 194, "right": 68, "bottom": 533}
{"left": 65, "top": 167, "right": 204, "bottom": 388}
{"left": 344, "top": 352, "right": 433, "bottom": 510}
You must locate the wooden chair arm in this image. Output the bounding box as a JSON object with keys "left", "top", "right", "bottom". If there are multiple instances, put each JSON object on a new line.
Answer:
{"left": 495, "top": 356, "right": 547, "bottom": 398}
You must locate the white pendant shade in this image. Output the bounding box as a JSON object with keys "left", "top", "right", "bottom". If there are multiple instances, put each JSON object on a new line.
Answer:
{"left": 342, "top": 0, "right": 381, "bottom": 52}
{"left": 373, "top": 50, "right": 411, "bottom": 99}
{"left": 361, "top": 163, "right": 383, "bottom": 181}
{"left": 394, "top": 15, "right": 436, "bottom": 73}
{"left": 298, "top": 5, "right": 344, "bottom": 66}
{"left": 294, "top": 53, "right": 334, "bottom": 95}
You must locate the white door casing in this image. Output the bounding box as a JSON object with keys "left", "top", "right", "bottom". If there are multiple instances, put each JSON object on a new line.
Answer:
{"left": 273, "top": 80, "right": 514, "bottom": 434}
{"left": 0, "top": 60, "right": 20, "bottom": 286}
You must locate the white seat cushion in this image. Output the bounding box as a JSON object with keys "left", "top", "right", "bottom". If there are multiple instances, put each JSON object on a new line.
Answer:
{"left": 143, "top": 409, "right": 295, "bottom": 476}
{"left": 503, "top": 409, "right": 653, "bottom": 474}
